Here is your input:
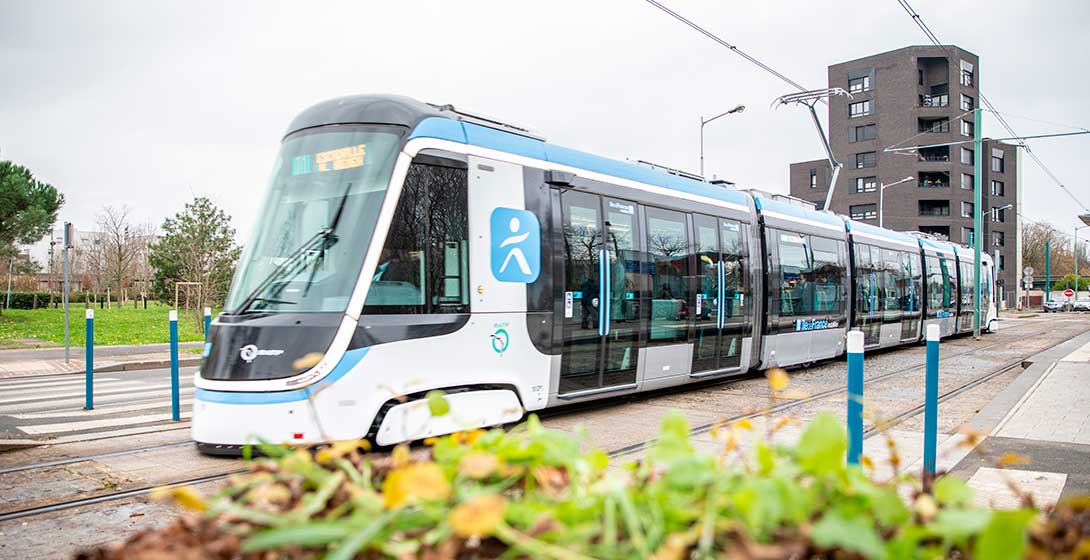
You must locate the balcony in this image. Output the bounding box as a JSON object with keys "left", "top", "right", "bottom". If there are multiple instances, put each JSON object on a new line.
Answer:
{"left": 919, "top": 171, "right": 950, "bottom": 189}
{"left": 920, "top": 94, "right": 949, "bottom": 108}
{"left": 919, "top": 200, "right": 951, "bottom": 216}
{"left": 918, "top": 146, "right": 950, "bottom": 162}
{"left": 919, "top": 118, "right": 950, "bottom": 133}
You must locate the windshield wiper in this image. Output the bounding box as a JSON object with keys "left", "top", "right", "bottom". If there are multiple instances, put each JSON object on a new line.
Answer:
{"left": 231, "top": 182, "right": 355, "bottom": 315}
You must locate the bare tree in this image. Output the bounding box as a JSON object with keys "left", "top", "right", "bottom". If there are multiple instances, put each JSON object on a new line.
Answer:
{"left": 89, "top": 205, "right": 154, "bottom": 303}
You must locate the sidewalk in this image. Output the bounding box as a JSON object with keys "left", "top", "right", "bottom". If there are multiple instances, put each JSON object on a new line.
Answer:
{"left": 0, "top": 343, "right": 204, "bottom": 379}
{"left": 942, "top": 330, "right": 1090, "bottom": 508}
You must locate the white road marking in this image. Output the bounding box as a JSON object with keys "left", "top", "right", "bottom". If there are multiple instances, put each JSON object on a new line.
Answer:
{"left": 0, "top": 376, "right": 123, "bottom": 390}
{"left": 0, "top": 380, "right": 147, "bottom": 398}
{"left": 0, "top": 386, "right": 194, "bottom": 414}
{"left": 20, "top": 412, "right": 194, "bottom": 435}
{"left": 0, "top": 383, "right": 193, "bottom": 407}
{"left": 0, "top": 422, "right": 192, "bottom": 448}
{"left": 12, "top": 398, "right": 196, "bottom": 420}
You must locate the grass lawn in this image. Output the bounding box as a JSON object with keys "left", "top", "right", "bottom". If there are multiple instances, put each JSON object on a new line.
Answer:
{"left": 0, "top": 303, "right": 214, "bottom": 347}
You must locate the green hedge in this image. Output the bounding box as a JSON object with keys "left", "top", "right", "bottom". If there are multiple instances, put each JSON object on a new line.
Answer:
{"left": 3, "top": 291, "right": 151, "bottom": 309}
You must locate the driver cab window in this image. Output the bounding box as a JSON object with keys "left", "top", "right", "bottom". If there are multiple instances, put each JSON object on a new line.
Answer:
{"left": 363, "top": 153, "right": 469, "bottom": 314}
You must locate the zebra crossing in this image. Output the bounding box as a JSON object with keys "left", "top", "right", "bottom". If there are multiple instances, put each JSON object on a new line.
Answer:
{"left": 0, "top": 367, "right": 198, "bottom": 446}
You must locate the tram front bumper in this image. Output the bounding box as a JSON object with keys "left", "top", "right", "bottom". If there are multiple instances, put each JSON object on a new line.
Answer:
{"left": 191, "top": 396, "right": 330, "bottom": 451}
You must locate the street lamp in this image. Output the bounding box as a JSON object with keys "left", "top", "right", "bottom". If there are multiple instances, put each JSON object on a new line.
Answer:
{"left": 878, "top": 176, "right": 915, "bottom": 228}
{"left": 699, "top": 104, "right": 745, "bottom": 178}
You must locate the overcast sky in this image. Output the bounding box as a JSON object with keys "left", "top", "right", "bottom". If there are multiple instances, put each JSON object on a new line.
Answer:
{"left": 3, "top": 0, "right": 1089, "bottom": 262}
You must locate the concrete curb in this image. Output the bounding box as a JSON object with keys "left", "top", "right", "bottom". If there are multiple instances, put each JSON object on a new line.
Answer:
{"left": 0, "top": 357, "right": 203, "bottom": 380}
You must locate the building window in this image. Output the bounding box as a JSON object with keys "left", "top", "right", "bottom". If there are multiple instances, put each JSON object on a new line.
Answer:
{"left": 991, "top": 180, "right": 1005, "bottom": 196}
{"left": 960, "top": 147, "right": 974, "bottom": 165}
{"left": 991, "top": 207, "right": 1007, "bottom": 223}
{"left": 961, "top": 119, "right": 974, "bottom": 137}
{"left": 848, "top": 75, "right": 871, "bottom": 94}
{"left": 849, "top": 100, "right": 872, "bottom": 118}
{"left": 991, "top": 152, "right": 1005, "bottom": 173}
{"left": 918, "top": 200, "right": 950, "bottom": 216}
{"left": 960, "top": 94, "right": 974, "bottom": 111}
{"left": 920, "top": 118, "right": 949, "bottom": 133}
{"left": 809, "top": 168, "right": 817, "bottom": 189}
{"left": 849, "top": 124, "right": 877, "bottom": 142}
{"left": 854, "top": 152, "right": 877, "bottom": 169}
{"left": 961, "top": 201, "right": 974, "bottom": 218}
{"left": 993, "top": 231, "right": 1005, "bottom": 247}
{"left": 962, "top": 227, "right": 974, "bottom": 245}
{"left": 998, "top": 254, "right": 1005, "bottom": 270}
{"left": 960, "top": 60, "right": 974, "bottom": 87}
{"left": 855, "top": 176, "right": 877, "bottom": 193}
{"left": 850, "top": 204, "right": 878, "bottom": 220}
{"left": 918, "top": 69, "right": 924, "bottom": 85}
{"left": 921, "top": 93, "right": 948, "bottom": 107}
{"left": 961, "top": 173, "right": 974, "bottom": 190}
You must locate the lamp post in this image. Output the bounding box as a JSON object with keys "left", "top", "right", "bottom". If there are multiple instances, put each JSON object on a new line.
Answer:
{"left": 699, "top": 104, "right": 745, "bottom": 178}
{"left": 878, "top": 176, "right": 915, "bottom": 228}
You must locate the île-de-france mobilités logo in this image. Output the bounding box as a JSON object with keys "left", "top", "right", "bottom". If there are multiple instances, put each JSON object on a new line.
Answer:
{"left": 490, "top": 207, "right": 540, "bottom": 283}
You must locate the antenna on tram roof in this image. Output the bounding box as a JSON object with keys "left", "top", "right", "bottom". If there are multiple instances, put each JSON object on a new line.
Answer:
{"left": 430, "top": 103, "right": 546, "bottom": 141}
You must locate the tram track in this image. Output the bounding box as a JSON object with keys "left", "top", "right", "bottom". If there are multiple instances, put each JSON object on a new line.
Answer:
{"left": 605, "top": 322, "right": 1077, "bottom": 459}
{"left": 0, "top": 319, "right": 1069, "bottom": 524}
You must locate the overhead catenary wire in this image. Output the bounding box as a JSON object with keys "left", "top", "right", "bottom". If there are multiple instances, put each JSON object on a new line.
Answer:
{"left": 895, "top": 0, "right": 1089, "bottom": 212}
{"left": 641, "top": 0, "right": 824, "bottom": 104}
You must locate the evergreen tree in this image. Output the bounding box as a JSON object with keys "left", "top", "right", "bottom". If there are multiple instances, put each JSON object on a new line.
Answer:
{"left": 148, "top": 197, "right": 241, "bottom": 308}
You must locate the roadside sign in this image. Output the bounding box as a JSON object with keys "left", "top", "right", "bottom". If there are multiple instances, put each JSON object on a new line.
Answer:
{"left": 1023, "top": 266, "right": 1034, "bottom": 276}
{"left": 1064, "top": 288, "right": 1074, "bottom": 298}
{"left": 1023, "top": 275, "right": 1033, "bottom": 289}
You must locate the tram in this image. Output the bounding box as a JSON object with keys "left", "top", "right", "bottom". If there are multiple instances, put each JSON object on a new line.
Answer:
{"left": 192, "top": 95, "right": 997, "bottom": 453}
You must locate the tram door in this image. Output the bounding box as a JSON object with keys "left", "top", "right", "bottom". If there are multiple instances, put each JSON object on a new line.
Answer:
{"left": 557, "top": 191, "right": 641, "bottom": 395}
{"left": 692, "top": 215, "right": 746, "bottom": 373}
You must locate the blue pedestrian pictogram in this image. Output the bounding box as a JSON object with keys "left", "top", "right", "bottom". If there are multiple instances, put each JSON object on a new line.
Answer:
{"left": 490, "top": 208, "right": 540, "bottom": 283}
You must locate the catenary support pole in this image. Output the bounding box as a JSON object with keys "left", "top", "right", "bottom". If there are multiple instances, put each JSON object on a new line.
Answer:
{"left": 846, "top": 330, "right": 864, "bottom": 466}
{"left": 923, "top": 324, "right": 940, "bottom": 487}
{"left": 169, "top": 309, "right": 180, "bottom": 421}
{"left": 972, "top": 107, "right": 983, "bottom": 338}
{"left": 204, "top": 307, "right": 212, "bottom": 342}
{"left": 84, "top": 309, "right": 94, "bottom": 410}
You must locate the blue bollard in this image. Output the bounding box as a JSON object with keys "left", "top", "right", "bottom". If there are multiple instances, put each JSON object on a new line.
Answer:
{"left": 84, "top": 309, "right": 94, "bottom": 410}
{"left": 169, "top": 309, "right": 180, "bottom": 421}
{"left": 923, "top": 324, "right": 941, "bottom": 482}
{"left": 846, "top": 330, "right": 864, "bottom": 465}
{"left": 203, "top": 307, "right": 212, "bottom": 342}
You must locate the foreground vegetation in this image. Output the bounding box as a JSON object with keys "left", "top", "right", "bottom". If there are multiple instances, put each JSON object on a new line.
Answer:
{"left": 0, "top": 303, "right": 209, "bottom": 347}
{"left": 81, "top": 405, "right": 1089, "bottom": 559}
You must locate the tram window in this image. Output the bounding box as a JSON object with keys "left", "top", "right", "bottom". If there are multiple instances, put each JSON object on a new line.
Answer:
{"left": 882, "top": 249, "right": 902, "bottom": 314}
{"left": 809, "top": 236, "right": 843, "bottom": 315}
{"left": 855, "top": 243, "right": 874, "bottom": 317}
{"left": 925, "top": 255, "right": 943, "bottom": 317}
{"left": 363, "top": 157, "right": 469, "bottom": 314}
{"left": 777, "top": 231, "right": 811, "bottom": 317}
{"left": 940, "top": 256, "right": 955, "bottom": 310}
{"left": 645, "top": 207, "right": 690, "bottom": 344}
{"left": 902, "top": 252, "right": 920, "bottom": 313}
{"left": 720, "top": 219, "right": 747, "bottom": 318}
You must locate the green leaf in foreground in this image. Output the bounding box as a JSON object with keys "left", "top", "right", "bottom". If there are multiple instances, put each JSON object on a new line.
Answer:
{"left": 242, "top": 520, "right": 357, "bottom": 551}
{"left": 929, "top": 508, "right": 991, "bottom": 543}
{"left": 973, "top": 509, "right": 1035, "bottom": 560}
{"left": 811, "top": 511, "right": 887, "bottom": 560}
{"left": 794, "top": 413, "right": 845, "bottom": 475}
{"left": 650, "top": 411, "right": 693, "bottom": 466}
{"left": 933, "top": 475, "right": 973, "bottom": 506}
{"left": 426, "top": 390, "right": 450, "bottom": 417}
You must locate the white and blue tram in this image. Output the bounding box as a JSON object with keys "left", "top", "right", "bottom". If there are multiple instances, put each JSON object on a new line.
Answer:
{"left": 193, "top": 95, "right": 997, "bottom": 453}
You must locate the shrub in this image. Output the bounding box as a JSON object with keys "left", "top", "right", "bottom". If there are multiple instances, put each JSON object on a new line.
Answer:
{"left": 80, "top": 410, "right": 1089, "bottom": 560}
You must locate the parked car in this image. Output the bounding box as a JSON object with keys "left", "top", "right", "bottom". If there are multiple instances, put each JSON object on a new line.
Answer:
{"left": 1044, "top": 298, "right": 1069, "bottom": 312}
{"left": 1073, "top": 297, "right": 1090, "bottom": 312}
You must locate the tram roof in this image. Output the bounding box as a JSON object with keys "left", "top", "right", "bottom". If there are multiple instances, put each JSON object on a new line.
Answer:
{"left": 287, "top": 94, "right": 750, "bottom": 209}
{"left": 750, "top": 194, "right": 847, "bottom": 230}
{"left": 844, "top": 219, "right": 921, "bottom": 250}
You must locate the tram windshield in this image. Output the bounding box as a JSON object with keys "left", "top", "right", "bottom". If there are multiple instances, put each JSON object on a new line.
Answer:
{"left": 225, "top": 126, "right": 402, "bottom": 314}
